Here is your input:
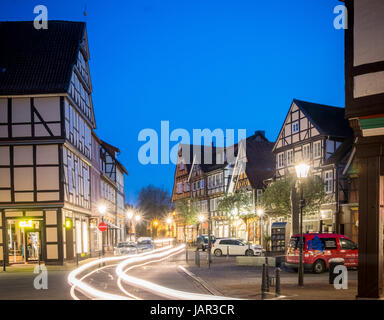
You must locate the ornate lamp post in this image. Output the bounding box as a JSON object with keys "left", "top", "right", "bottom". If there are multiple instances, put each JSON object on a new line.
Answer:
{"left": 198, "top": 215, "right": 205, "bottom": 236}
{"left": 126, "top": 210, "right": 134, "bottom": 241}
{"left": 256, "top": 208, "right": 264, "bottom": 247}
{"left": 152, "top": 220, "right": 159, "bottom": 238}
{"left": 166, "top": 217, "right": 172, "bottom": 237}
{"left": 295, "top": 162, "right": 310, "bottom": 287}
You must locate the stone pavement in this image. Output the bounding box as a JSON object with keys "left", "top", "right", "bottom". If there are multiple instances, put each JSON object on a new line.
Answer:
{"left": 181, "top": 250, "right": 358, "bottom": 300}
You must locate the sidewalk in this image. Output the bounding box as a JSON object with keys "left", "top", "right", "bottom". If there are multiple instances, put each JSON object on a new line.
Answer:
{"left": 0, "top": 255, "right": 106, "bottom": 299}
{"left": 181, "top": 251, "right": 358, "bottom": 300}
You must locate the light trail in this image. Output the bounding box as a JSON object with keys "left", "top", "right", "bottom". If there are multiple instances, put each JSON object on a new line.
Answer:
{"left": 69, "top": 244, "right": 241, "bottom": 300}
{"left": 68, "top": 247, "right": 171, "bottom": 300}
{"left": 116, "top": 245, "right": 241, "bottom": 300}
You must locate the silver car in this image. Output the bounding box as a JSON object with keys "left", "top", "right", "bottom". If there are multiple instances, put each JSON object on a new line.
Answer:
{"left": 137, "top": 239, "right": 154, "bottom": 252}
{"left": 114, "top": 242, "right": 138, "bottom": 255}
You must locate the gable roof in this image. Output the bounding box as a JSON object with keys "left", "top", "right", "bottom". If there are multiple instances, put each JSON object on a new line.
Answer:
{"left": 293, "top": 99, "right": 352, "bottom": 138}
{"left": 0, "top": 20, "right": 85, "bottom": 95}
{"left": 179, "top": 144, "right": 226, "bottom": 175}
{"left": 243, "top": 134, "right": 275, "bottom": 189}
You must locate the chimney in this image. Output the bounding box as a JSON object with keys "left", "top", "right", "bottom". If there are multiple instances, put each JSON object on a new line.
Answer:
{"left": 254, "top": 130, "right": 266, "bottom": 137}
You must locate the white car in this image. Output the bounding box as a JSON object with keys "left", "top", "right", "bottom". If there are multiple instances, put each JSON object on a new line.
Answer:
{"left": 212, "top": 238, "right": 264, "bottom": 257}
{"left": 114, "top": 242, "right": 138, "bottom": 255}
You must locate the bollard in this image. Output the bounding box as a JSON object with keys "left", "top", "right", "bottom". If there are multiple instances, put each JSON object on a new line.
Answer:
{"left": 227, "top": 246, "right": 229, "bottom": 259}
{"left": 265, "top": 256, "right": 270, "bottom": 292}
{"left": 76, "top": 253, "right": 79, "bottom": 266}
{"left": 261, "top": 264, "right": 267, "bottom": 300}
{"left": 195, "top": 250, "right": 200, "bottom": 268}
{"left": 185, "top": 244, "right": 188, "bottom": 262}
{"left": 275, "top": 267, "right": 281, "bottom": 297}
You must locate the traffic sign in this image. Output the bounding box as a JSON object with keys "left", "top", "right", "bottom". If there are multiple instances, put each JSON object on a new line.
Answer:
{"left": 98, "top": 222, "right": 108, "bottom": 232}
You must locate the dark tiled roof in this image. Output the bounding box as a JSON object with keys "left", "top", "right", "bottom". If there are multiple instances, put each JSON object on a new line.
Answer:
{"left": 293, "top": 99, "right": 353, "bottom": 138}
{"left": 243, "top": 134, "right": 275, "bottom": 189}
{"left": 180, "top": 144, "right": 226, "bottom": 174}
{"left": 0, "top": 20, "right": 85, "bottom": 95}
{"left": 180, "top": 132, "right": 275, "bottom": 189}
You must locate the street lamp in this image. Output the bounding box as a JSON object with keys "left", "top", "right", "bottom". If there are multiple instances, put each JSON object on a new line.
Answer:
{"left": 152, "top": 220, "right": 159, "bottom": 238}
{"left": 198, "top": 215, "right": 205, "bottom": 236}
{"left": 257, "top": 208, "right": 264, "bottom": 247}
{"left": 98, "top": 204, "right": 107, "bottom": 257}
{"left": 126, "top": 210, "right": 134, "bottom": 241}
{"left": 295, "top": 162, "right": 310, "bottom": 287}
{"left": 166, "top": 217, "right": 172, "bottom": 237}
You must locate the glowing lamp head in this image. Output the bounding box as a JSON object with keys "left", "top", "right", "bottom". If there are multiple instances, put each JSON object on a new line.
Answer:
{"left": 166, "top": 217, "right": 172, "bottom": 224}
{"left": 198, "top": 215, "right": 205, "bottom": 223}
{"left": 295, "top": 163, "right": 310, "bottom": 179}
{"left": 126, "top": 210, "right": 134, "bottom": 219}
{"left": 135, "top": 215, "right": 141, "bottom": 222}
{"left": 98, "top": 204, "right": 107, "bottom": 214}
{"left": 256, "top": 208, "right": 264, "bottom": 217}
{"left": 153, "top": 220, "right": 159, "bottom": 227}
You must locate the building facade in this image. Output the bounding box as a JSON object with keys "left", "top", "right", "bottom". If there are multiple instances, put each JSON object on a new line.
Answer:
{"left": 343, "top": 0, "right": 384, "bottom": 298}
{"left": 0, "top": 21, "right": 127, "bottom": 265}
{"left": 171, "top": 132, "right": 274, "bottom": 243}
{"left": 272, "top": 99, "right": 353, "bottom": 242}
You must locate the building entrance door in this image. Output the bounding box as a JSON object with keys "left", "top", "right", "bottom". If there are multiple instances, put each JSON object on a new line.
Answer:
{"left": 7, "top": 219, "right": 42, "bottom": 264}
{"left": 25, "top": 231, "right": 41, "bottom": 262}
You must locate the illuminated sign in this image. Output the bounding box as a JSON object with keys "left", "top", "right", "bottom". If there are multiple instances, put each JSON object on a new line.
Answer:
{"left": 19, "top": 220, "right": 33, "bottom": 228}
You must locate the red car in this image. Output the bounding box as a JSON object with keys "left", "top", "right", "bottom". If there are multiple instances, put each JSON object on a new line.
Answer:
{"left": 285, "top": 233, "right": 358, "bottom": 273}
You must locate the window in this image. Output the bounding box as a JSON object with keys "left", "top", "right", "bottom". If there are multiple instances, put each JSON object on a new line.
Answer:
{"left": 200, "top": 179, "right": 204, "bottom": 189}
{"left": 292, "top": 121, "right": 299, "bottom": 133}
{"left": 184, "top": 182, "right": 190, "bottom": 192}
{"left": 340, "top": 238, "right": 357, "bottom": 250}
{"left": 286, "top": 150, "right": 293, "bottom": 165}
{"left": 313, "top": 141, "right": 321, "bottom": 159}
{"left": 324, "top": 170, "right": 333, "bottom": 193}
{"left": 177, "top": 182, "right": 183, "bottom": 194}
{"left": 179, "top": 161, "right": 184, "bottom": 171}
{"left": 277, "top": 152, "right": 285, "bottom": 168}
{"left": 320, "top": 238, "right": 338, "bottom": 250}
{"left": 303, "top": 144, "right": 310, "bottom": 160}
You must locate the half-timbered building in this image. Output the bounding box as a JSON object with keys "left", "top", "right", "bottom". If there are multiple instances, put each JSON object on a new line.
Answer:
{"left": 272, "top": 99, "right": 353, "bottom": 239}
{"left": 232, "top": 131, "right": 275, "bottom": 243}
{"left": 172, "top": 132, "right": 274, "bottom": 243}
{"left": 343, "top": 0, "right": 384, "bottom": 298}
{"left": 0, "top": 21, "right": 127, "bottom": 265}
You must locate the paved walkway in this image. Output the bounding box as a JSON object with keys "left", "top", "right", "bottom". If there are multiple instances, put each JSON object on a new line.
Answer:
{"left": 182, "top": 250, "right": 358, "bottom": 300}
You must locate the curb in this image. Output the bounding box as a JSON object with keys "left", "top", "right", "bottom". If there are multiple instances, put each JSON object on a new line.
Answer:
{"left": 177, "top": 265, "right": 223, "bottom": 296}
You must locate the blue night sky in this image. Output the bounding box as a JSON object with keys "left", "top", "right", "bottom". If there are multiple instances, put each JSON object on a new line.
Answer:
{"left": 1, "top": 0, "right": 345, "bottom": 204}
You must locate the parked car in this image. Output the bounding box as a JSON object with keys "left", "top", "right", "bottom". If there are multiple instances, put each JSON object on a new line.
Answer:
{"left": 212, "top": 238, "right": 264, "bottom": 256}
{"left": 137, "top": 238, "right": 154, "bottom": 251}
{"left": 114, "top": 242, "right": 138, "bottom": 255}
{"left": 196, "top": 235, "right": 216, "bottom": 251}
{"left": 285, "top": 233, "right": 358, "bottom": 274}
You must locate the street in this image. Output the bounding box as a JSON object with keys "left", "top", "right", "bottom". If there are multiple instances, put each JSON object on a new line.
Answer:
{"left": 0, "top": 246, "right": 358, "bottom": 300}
